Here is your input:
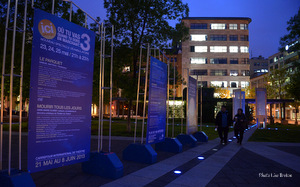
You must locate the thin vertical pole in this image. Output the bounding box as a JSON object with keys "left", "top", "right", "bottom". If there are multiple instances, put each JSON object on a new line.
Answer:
{"left": 8, "top": 0, "right": 19, "bottom": 175}
{"left": 166, "top": 56, "right": 170, "bottom": 137}
{"left": 172, "top": 57, "right": 175, "bottom": 137}
{"left": 52, "top": 0, "right": 55, "bottom": 14}
{"left": 18, "top": 0, "right": 28, "bottom": 171}
{"left": 0, "top": 0, "right": 11, "bottom": 171}
{"left": 108, "top": 26, "right": 114, "bottom": 152}
{"left": 69, "top": 2, "right": 72, "bottom": 22}
{"left": 141, "top": 44, "right": 150, "bottom": 144}
{"left": 134, "top": 45, "right": 142, "bottom": 143}
{"left": 84, "top": 13, "right": 87, "bottom": 28}
{"left": 97, "top": 23, "right": 103, "bottom": 153}
{"left": 200, "top": 76, "right": 203, "bottom": 131}
{"left": 31, "top": 0, "right": 34, "bottom": 8}
{"left": 100, "top": 27, "right": 106, "bottom": 151}
{"left": 186, "top": 69, "right": 189, "bottom": 134}
{"left": 181, "top": 77, "right": 184, "bottom": 134}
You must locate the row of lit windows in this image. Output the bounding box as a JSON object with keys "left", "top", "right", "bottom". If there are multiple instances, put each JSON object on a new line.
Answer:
{"left": 190, "top": 69, "right": 250, "bottom": 76}
{"left": 190, "top": 34, "right": 248, "bottom": 41}
{"left": 200, "top": 81, "right": 249, "bottom": 88}
{"left": 254, "top": 69, "right": 268, "bottom": 73}
{"left": 190, "top": 58, "right": 249, "bottom": 64}
{"left": 190, "top": 46, "right": 249, "bottom": 53}
{"left": 190, "top": 23, "right": 248, "bottom": 30}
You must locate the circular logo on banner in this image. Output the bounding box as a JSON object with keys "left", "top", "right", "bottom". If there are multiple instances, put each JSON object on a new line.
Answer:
{"left": 38, "top": 19, "right": 56, "bottom": 39}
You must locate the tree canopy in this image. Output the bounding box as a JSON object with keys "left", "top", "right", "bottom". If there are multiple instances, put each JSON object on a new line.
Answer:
{"left": 279, "top": 7, "right": 300, "bottom": 51}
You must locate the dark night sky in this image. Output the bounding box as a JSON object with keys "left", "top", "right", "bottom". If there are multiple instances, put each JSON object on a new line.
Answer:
{"left": 72, "top": 0, "right": 300, "bottom": 58}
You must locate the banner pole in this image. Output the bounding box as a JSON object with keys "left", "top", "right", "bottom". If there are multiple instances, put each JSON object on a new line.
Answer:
{"left": 18, "top": 0, "right": 28, "bottom": 171}
{"left": 109, "top": 25, "right": 114, "bottom": 152}
{"left": 100, "top": 27, "right": 106, "bottom": 151}
{"left": 84, "top": 13, "right": 87, "bottom": 28}
{"left": 52, "top": 0, "right": 55, "bottom": 14}
{"left": 200, "top": 75, "right": 203, "bottom": 131}
{"left": 166, "top": 56, "right": 170, "bottom": 137}
{"left": 141, "top": 44, "right": 150, "bottom": 144}
{"left": 69, "top": 2, "right": 72, "bottom": 22}
{"left": 172, "top": 57, "right": 175, "bottom": 137}
{"left": 186, "top": 68, "right": 189, "bottom": 135}
{"left": 0, "top": 0, "right": 11, "bottom": 171}
{"left": 134, "top": 45, "right": 142, "bottom": 143}
{"left": 181, "top": 77, "right": 184, "bottom": 134}
{"left": 97, "top": 23, "right": 103, "bottom": 153}
{"left": 8, "top": 0, "right": 18, "bottom": 175}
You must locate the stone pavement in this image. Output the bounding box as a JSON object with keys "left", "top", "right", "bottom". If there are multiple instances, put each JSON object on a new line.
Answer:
{"left": 1, "top": 127, "right": 300, "bottom": 187}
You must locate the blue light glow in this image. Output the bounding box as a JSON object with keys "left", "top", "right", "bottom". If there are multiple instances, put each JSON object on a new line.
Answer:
{"left": 228, "top": 139, "right": 232, "bottom": 142}
{"left": 233, "top": 136, "right": 236, "bottom": 139}
{"left": 275, "top": 128, "right": 278, "bottom": 130}
{"left": 198, "top": 156, "right": 205, "bottom": 160}
{"left": 174, "top": 170, "right": 182, "bottom": 174}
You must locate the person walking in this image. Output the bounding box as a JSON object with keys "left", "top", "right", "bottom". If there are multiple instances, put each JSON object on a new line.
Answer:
{"left": 233, "top": 108, "right": 247, "bottom": 145}
{"left": 215, "top": 105, "right": 232, "bottom": 144}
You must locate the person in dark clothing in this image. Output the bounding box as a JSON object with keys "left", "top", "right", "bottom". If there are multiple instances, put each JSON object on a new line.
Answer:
{"left": 215, "top": 105, "right": 232, "bottom": 144}
{"left": 234, "top": 108, "right": 247, "bottom": 145}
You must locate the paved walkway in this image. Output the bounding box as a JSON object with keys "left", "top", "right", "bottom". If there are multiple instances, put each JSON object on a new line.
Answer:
{"left": 103, "top": 127, "right": 300, "bottom": 187}
{"left": 1, "top": 127, "right": 300, "bottom": 187}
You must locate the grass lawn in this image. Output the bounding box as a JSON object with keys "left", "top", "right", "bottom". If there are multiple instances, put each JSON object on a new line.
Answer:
{"left": 4, "top": 119, "right": 222, "bottom": 140}
{"left": 248, "top": 124, "right": 300, "bottom": 143}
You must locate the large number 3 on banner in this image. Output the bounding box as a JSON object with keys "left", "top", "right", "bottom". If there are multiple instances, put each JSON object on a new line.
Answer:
{"left": 81, "top": 33, "right": 91, "bottom": 51}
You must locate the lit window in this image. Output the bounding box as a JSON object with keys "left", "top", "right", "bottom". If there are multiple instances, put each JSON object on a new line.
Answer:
{"left": 274, "top": 57, "right": 278, "bottom": 62}
{"left": 191, "top": 34, "right": 207, "bottom": 41}
{"left": 230, "top": 70, "right": 238, "bottom": 76}
{"left": 211, "top": 81, "right": 227, "bottom": 88}
{"left": 229, "top": 24, "right": 237, "bottom": 30}
{"left": 229, "top": 46, "right": 238, "bottom": 53}
{"left": 195, "top": 46, "right": 207, "bottom": 52}
{"left": 230, "top": 81, "right": 239, "bottom": 88}
{"left": 211, "top": 23, "right": 226, "bottom": 29}
{"left": 241, "top": 70, "right": 250, "bottom": 76}
{"left": 241, "top": 81, "right": 249, "bottom": 88}
{"left": 210, "top": 69, "right": 227, "bottom": 76}
{"left": 122, "top": 66, "right": 130, "bottom": 73}
{"left": 190, "top": 58, "right": 207, "bottom": 64}
{"left": 240, "top": 46, "right": 249, "bottom": 53}
{"left": 210, "top": 46, "right": 227, "bottom": 53}
{"left": 240, "top": 24, "right": 248, "bottom": 30}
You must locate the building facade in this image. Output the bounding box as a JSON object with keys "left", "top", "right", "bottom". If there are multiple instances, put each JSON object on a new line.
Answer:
{"left": 249, "top": 56, "right": 268, "bottom": 78}
{"left": 181, "top": 17, "right": 251, "bottom": 96}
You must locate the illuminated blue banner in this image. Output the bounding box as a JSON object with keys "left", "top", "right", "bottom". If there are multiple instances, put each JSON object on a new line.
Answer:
{"left": 187, "top": 76, "right": 198, "bottom": 134}
{"left": 28, "top": 9, "right": 95, "bottom": 173}
{"left": 146, "top": 57, "right": 167, "bottom": 144}
{"left": 233, "top": 89, "right": 245, "bottom": 117}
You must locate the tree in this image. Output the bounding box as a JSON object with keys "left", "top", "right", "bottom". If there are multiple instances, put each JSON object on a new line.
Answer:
{"left": 104, "top": 0, "right": 189, "bottom": 78}
{"left": 279, "top": 7, "right": 300, "bottom": 51}
{"left": 266, "top": 67, "right": 290, "bottom": 120}
{"left": 104, "top": 0, "right": 189, "bottom": 131}
{"left": 286, "top": 61, "right": 300, "bottom": 124}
